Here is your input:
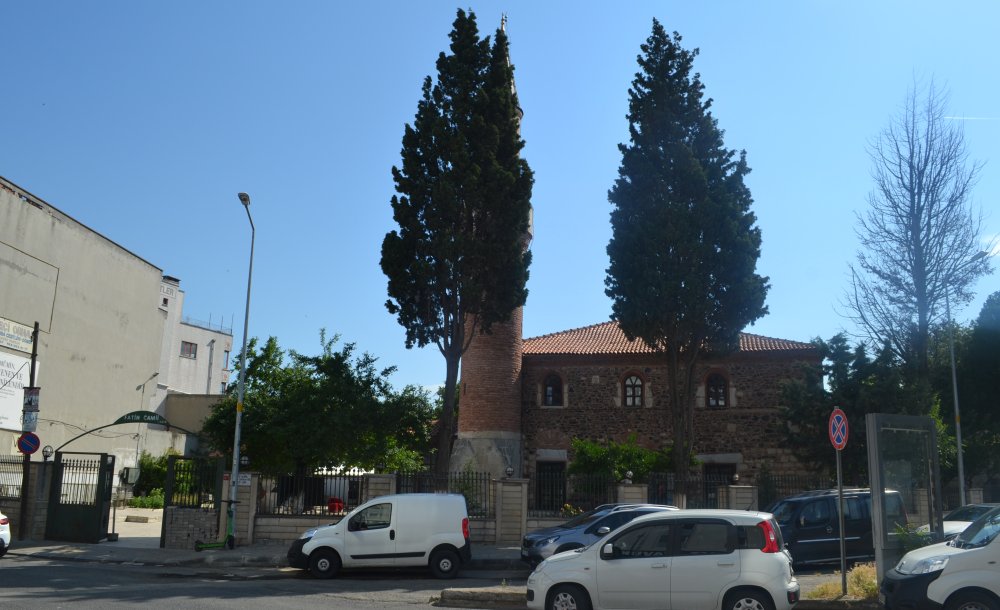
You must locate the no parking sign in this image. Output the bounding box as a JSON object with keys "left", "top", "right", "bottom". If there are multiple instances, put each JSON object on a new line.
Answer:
{"left": 829, "top": 408, "right": 849, "bottom": 450}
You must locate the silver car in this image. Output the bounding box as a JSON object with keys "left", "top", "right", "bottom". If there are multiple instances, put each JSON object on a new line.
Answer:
{"left": 521, "top": 504, "right": 677, "bottom": 566}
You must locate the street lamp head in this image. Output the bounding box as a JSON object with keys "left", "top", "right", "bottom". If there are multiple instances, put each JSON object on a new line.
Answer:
{"left": 238, "top": 192, "right": 250, "bottom": 207}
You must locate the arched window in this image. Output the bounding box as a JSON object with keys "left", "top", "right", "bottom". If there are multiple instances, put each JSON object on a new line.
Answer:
{"left": 624, "top": 375, "right": 643, "bottom": 407}
{"left": 543, "top": 374, "right": 563, "bottom": 406}
{"left": 706, "top": 373, "right": 728, "bottom": 409}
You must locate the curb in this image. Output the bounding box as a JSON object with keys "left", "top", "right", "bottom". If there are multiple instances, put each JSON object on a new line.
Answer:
{"left": 437, "top": 588, "right": 881, "bottom": 610}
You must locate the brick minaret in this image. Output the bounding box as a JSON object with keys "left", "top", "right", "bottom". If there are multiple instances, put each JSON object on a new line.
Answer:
{"left": 450, "top": 14, "right": 528, "bottom": 478}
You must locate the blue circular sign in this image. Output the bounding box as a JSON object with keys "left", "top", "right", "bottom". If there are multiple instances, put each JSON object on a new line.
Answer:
{"left": 17, "top": 431, "right": 41, "bottom": 455}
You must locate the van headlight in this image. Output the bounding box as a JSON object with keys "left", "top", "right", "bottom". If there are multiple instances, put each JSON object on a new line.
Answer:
{"left": 300, "top": 528, "right": 318, "bottom": 540}
{"left": 895, "top": 555, "right": 949, "bottom": 575}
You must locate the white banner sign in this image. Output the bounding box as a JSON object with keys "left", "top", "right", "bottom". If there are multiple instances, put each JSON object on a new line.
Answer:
{"left": 0, "top": 352, "right": 33, "bottom": 432}
{"left": 0, "top": 317, "right": 34, "bottom": 353}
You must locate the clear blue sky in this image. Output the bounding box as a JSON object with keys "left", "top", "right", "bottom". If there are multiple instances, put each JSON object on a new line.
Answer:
{"left": 3, "top": 2, "right": 998, "bottom": 391}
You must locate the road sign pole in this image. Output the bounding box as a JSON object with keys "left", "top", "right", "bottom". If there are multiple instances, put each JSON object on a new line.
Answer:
{"left": 829, "top": 407, "right": 850, "bottom": 596}
{"left": 18, "top": 322, "right": 39, "bottom": 541}
{"left": 837, "top": 447, "right": 846, "bottom": 595}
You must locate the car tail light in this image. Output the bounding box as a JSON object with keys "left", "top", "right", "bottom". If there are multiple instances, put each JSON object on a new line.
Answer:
{"left": 0, "top": 517, "right": 8, "bottom": 525}
{"left": 462, "top": 517, "right": 470, "bottom": 540}
{"left": 757, "top": 519, "right": 781, "bottom": 553}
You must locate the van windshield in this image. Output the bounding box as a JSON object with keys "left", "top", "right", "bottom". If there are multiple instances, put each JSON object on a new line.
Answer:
{"left": 954, "top": 506, "right": 1000, "bottom": 549}
{"left": 768, "top": 501, "right": 797, "bottom": 525}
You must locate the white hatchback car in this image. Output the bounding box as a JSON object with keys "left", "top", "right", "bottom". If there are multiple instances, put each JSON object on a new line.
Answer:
{"left": 0, "top": 509, "right": 10, "bottom": 557}
{"left": 527, "top": 508, "right": 799, "bottom": 610}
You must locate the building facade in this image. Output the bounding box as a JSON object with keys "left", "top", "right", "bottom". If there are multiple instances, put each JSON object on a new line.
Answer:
{"left": 455, "top": 319, "right": 821, "bottom": 484}
{"left": 1, "top": 176, "right": 228, "bottom": 467}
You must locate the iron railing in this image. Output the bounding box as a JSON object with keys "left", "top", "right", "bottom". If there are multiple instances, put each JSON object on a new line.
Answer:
{"left": 529, "top": 472, "right": 616, "bottom": 517}
{"left": 0, "top": 456, "right": 22, "bottom": 499}
{"left": 257, "top": 472, "right": 367, "bottom": 516}
{"left": 395, "top": 471, "right": 494, "bottom": 518}
{"left": 55, "top": 457, "right": 103, "bottom": 505}
{"left": 165, "top": 456, "right": 223, "bottom": 509}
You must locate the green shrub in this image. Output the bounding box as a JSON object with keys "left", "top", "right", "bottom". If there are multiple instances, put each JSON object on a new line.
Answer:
{"left": 805, "top": 562, "right": 878, "bottom": 600}
{"left": 127, "top": 487, "right": 164, "bottom": 509}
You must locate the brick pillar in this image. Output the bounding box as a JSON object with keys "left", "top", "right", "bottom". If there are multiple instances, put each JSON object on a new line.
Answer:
{"left": 364, "top": 474, "right": 396, "bottom": 501}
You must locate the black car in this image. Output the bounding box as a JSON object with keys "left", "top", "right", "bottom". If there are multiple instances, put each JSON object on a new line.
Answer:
{"left": 766, "top": 488, "right": 906, "bottom": 566}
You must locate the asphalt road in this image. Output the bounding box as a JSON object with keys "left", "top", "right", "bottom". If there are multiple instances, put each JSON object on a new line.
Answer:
{"left": 0, "top": 555, "right": 520, "bottom": 610}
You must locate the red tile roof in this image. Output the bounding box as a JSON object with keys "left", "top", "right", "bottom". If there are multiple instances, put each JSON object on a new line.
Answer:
{"left": 523, "top": 321, "right": 816, "bottom": 355}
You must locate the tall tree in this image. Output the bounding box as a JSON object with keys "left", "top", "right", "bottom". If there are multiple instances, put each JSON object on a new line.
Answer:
{"left": 847, "top": 82, "right": 993, "bottom": 391}
{"left": 201, "top": 334, "right": 434, "bottom": 475}
{"left": 604, "top": 20, "right": 768, "bottom": 505}
{"left": 381, "top": 10, "right": 533, "bottom": 475}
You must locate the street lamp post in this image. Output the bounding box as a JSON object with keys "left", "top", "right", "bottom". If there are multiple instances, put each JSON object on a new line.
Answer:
{"left": 946, "top": 250, "right": 988, "bottom": 507}
{"left": 229, "top": 191, "right": 254, "bottom": 547}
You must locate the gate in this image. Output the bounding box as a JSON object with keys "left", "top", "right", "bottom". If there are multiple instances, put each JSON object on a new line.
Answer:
{"left": 45, "top": 452, "right": 116, "bottom": 543}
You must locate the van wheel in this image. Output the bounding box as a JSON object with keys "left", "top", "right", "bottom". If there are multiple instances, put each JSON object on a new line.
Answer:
{"left": 430, "top": 548, "right": 460, "bottom": 579}
{"left": 946, "top": 591, "right": 1000, "bottom": 610}
{"left": 308, "top": 548, "right": 341, "bottom": 579}
{"left": 723, "top": 588, "right": 775, "bottom": 610}
{"left": 547, "top": 584, "right": 592, "bottom": 610}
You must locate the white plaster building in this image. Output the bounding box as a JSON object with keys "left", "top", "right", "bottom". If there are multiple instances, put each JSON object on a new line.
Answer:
{"left": 1, "top": 175, "right": 230, "bottom": 467}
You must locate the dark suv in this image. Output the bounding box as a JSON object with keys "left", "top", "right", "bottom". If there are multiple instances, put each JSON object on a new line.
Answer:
{"left": 766, "top": 488, "right": 906, "bottom": 566}
{"left": 520, "top": 503, "right": 678, "bottom": 566}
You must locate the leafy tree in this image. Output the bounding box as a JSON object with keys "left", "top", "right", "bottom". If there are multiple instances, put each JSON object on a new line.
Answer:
{"left": 381, "top": 9, "right": 533, "bottom": 475}
{"left": 604, "top": 20, "right": 768, "bottom": 504}
{"left": 847, "top": 81, "right": 993, "bottom": 392}
{"left": 780, "top": 333, "right": 952, "bottom": 482}
{"left": 201, "top": 334, "right": 434, "bottom": 475}
{"left": 950, "top": 291, "right": 1000, "bottom": 478}
{"left": 568, "top": 435, "right": 692, "bottom": 483}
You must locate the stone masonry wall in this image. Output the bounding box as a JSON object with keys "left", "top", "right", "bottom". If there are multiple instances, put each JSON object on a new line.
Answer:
{"left": 521, "top": 353, "right": 817, "bottom": 477}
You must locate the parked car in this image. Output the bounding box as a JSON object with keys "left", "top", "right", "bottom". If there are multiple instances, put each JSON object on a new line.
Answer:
{"left": 766, "top": 488, "right": 906, "bottom": 567}
{"left": 916, "top": 502, "right": 1000, "bottom": 541}
{"left": 521, "top": 503, "right": 678, "bottom": 566}
{"left": 0, "top": 509, "right": 9, "bottom": 557}
{"left": 527, "top": 508, "right": 800, "bottom": 610}
{"left": 287, "top": 493, "right": 471, "bottom": 579}
{"left": 881, "top": 504, "right": 1000, "bottom": 610}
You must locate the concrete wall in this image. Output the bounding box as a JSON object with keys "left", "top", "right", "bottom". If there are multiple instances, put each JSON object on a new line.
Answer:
{"left": 1, "top": 178, "right": 165, "bottom": 467}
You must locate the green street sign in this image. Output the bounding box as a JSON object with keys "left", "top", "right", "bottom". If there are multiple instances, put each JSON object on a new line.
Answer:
{"left": 113, "top": 411, "right": 169, "bottom": 426}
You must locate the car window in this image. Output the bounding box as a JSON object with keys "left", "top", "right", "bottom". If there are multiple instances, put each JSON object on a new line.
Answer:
{"left": 945, "top": 505, "right": 993, "bottom": 522}
{"left": 769, "top": 501, "right": 796, "bottom": 525}
{"left": 885, "top": 494, "right": 905, "bottom": 528}
{"left": 677, "top": 521, "right": 732, "bottom": 555}
{"left": 609, "top": 523, "right": 672, "bottom": 559}
{"left": 841, "top": 497, "right": 864, "bottom": 521}
{"left": 801, "top": 500, "right": 830, "bottom": 526}
{"left": 349, "top": 502, "right": 392, "bottom": 530}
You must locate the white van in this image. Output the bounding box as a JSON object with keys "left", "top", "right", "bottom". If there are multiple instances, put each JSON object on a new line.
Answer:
{"left": 881, "top": 504, "right": 1000, "bottom": 609}
{"left": 286, "top": 493, "right": 471, "bottom": 579}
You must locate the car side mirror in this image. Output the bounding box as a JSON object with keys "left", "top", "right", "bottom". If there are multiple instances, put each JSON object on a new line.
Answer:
{"left": 348, "top": 520, "right": 359, "bottom": 532}
{"left": 597, "top": 526, "right": 611, "bottom": 535}
{"left": 600, "top": 542, "right": 616, "bottom": 559}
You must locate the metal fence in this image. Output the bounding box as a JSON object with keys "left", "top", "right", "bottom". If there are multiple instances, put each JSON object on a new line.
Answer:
{"left": 0, "top": 456, "right": 22, "bottom": 500}
{"left": 257, "top": 471, "right": 368, "bottom": 516}
{"left": 165, "top": 456, "right": 223, "bottom": 509}
{"left": 529, "top": 472, "right": 616, "bottom": 517}
{"left": 395, "top": 471, "right": 494, "bottom": 518}
{"left": 647, "top": 473, "right": 737, "bottom": 508}
{"left": 55, "top": 457, "right": 103, "bottom": 505}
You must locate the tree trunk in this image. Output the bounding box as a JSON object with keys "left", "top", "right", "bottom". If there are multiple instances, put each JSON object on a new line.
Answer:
{"left": 434, "top": 350, "right": 461, "bottom": 478}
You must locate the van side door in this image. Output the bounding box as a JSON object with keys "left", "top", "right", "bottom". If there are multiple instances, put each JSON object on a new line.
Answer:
{"left": 343, "top": 501, "right": 396, "bottom": 568}
{"left": 792, "top": 498, "right": 840, "bottom": 564}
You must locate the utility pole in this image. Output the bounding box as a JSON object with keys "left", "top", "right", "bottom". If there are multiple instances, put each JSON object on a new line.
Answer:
{"left": 18, "top": 322, "right": 40, "bottom": 540}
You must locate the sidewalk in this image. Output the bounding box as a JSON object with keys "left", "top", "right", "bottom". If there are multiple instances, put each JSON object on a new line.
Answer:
{"left": 7, "top": 508, "right": 878, "bottom": 609}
